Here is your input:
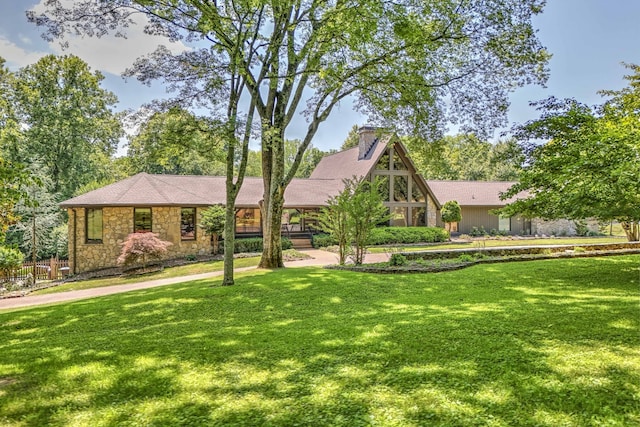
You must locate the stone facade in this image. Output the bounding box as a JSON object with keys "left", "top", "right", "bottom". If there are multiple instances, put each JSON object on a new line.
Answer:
{"left": 532, "top": 218, "right": 600, "bottom": 236}
{"left": 68, "top": 207, "right": 212, "bottom": 274}
{"left": 426, "top": 194, "right": 438, "bottom": 227}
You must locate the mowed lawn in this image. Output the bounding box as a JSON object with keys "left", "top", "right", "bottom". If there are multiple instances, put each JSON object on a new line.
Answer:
{"left": 0, "top": 256, "right": 638, "bottom": 426}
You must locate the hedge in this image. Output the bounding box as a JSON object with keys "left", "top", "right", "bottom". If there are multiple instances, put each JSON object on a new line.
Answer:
{"left": 312, "top": 227, "right": 449, "bottom": 248}
{"left": 233, "top": 237, "right": 292, "bottom": 253}
{"left": 312, "top": 234, "right": 337, "bottom": 249}
{"left": 367, "top": 227, "right": 449, "bottom": 245}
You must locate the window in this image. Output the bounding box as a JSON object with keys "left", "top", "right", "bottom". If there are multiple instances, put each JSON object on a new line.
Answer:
{"left": 376, "top": 176, "right": 390, "bottom": 201}
{"left": 392, "top": 151, "right": 407, "bottom": 170}
{"left": 411, "top": 181, "right": 426, "bottom": 203}
{"left": 86, "top": 208, "right": 103, "bottom": 243}
{"left": 411, "top": 207, "right": 426, "bottom": 227}
{"left": 390, "top": 207, "right": 407, "bottom": 226}
{"left": 376, "top": 151, "right": 389, "bottom": 170}
{"left": 236, "top": 208, "right": 261, "bottom": 233}
{"left": 134, "top": 208, "right": 152, "bottom": 232}
{"left": 499, "top": 216, "right": 511, "bottom": 232}
{"left": 181, "top": 208, "right": 196, "bottom": 240}
{"left": 393, "top": 176, "right": 408, "bottom": 202}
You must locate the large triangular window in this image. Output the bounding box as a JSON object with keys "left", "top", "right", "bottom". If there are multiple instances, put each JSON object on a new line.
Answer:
{"left": 376, "top": 150, "right": 390, "bottom": 170}
{"left": 393, "top": 151, "right": 407, "bottom": 170}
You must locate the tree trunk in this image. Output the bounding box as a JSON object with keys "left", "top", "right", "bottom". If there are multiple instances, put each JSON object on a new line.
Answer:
{"left": 621, "top": 221, "right": 640, "bottom": 242}
{"left": 259, "top": 189, "right": 285, "bottom": 268}
{"left": 222, "top": 188, "right": 236, "bottom": 286}
{"left": 259, "top": 126, "right": 286, "bottom": 269}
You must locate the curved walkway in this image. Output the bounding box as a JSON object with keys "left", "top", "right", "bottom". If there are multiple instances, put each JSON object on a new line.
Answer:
{"left": 0, "top": 250, "right": 390, "bottom": 311}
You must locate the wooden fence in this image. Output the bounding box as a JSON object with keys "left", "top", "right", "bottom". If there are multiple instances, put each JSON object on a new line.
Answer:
{"left": 16, "top": 258, "right": 70, "bottom": 282}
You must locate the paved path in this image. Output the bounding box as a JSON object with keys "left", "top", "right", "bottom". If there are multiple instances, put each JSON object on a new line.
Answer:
{"left": 0, "top": 250, "right": 390, "bottom": 311}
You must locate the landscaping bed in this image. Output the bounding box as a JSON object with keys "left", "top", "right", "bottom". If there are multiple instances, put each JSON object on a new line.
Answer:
{"left": 329, "top": 242, "right": 640, "bottom": 273}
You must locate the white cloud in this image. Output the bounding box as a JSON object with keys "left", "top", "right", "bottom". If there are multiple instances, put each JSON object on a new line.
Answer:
{"left": 31, "top": 0, "right": 190, "bottom": 76}
{"left": 0, "top": 36, "right": 47, "bottom": 69}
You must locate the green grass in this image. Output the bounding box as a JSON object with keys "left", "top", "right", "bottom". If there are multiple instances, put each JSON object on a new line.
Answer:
{"left": 369, "top": 236, "right": 629, "bottom": 253}
{"left": 29, "top": 257, "right": 261, "bottom": 295}
{"left": 1, "top": 256, "right": 639, "bottom": 426}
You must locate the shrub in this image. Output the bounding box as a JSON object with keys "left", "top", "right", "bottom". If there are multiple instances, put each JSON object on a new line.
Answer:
{"left": 469, "top": 226, "right": 487, "bottom": 237}
{"left": 234, "top": 237, "right": 292, "bottom": 253}
{"left": 389, "top": 253, "right": 408, "bottom": 266}
{"left": 0, "top": 246, "right": 24, "bottom": 282}
{"left": 367, "top": 227, "right": 449, "bottom": 245}
{"left": 574, "top": 220, "right": 589, "bottom": 237}
{"left": 312, "top": 234, "right": 337, "bottom": 248}
{"left": 457, "top": 254, "right": 475, "bottom": 263}
{"left": 117, "top": 233, "right": 172, "bottom": 270}
{"left": 441, "top": 200, "right": 462, "bottom": 234}
{"left": 200, "top": 205, "right": 225, "bottom": 254}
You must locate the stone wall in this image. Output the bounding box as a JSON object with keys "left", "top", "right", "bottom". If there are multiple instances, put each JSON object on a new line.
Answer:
{"left": 532, "top": 218, "right": 600, "bottom": 236}
{"left": 69, "top": 207, "right": 212, "bottom": 274}
{"left": 426, "top": 194, "right": 438, "bottom": 227}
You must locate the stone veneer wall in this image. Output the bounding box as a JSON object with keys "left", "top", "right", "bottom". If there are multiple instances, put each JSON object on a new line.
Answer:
{"left": 531, "top": 218, "right": 600, "bottom": 236}
{"left": 68, "top": 207, "right": 212, "bottom": 274}
{"left": 426, "top": 194, "right": 438, "bottom": 227}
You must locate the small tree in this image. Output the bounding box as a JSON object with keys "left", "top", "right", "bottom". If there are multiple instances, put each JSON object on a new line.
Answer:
{"left": 0, "top": 246, "right": 24, "bottom": 283}
{"left": 117, "top": 233, "right": 172, "bottom": 272}
{"left": 441, "top": 201, "right": 462, "bottom": 236}
{"left": 348, "top": 178, "right": 391, "bottom": 265}
{"left": 199, "top": 205, "right": 226, "bottom": 255}
{"left": 315, "top": 188, "right": 352, "bottom": 265}
{"left": 315, "top": 177, "right": 389, "bottom": 265}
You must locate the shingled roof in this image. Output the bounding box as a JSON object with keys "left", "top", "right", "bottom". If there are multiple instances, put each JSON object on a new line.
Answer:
{"left": 309, "top": 134, "right": 390, "bottom": 180}
{"left": 426, "top": 180, "right": 525, "bottom": 206}
{"left": 61, "top": 130, "right": 398, "bottom": 209}
{"left": 60, "top": 173, "right": 347, "bottom": 208}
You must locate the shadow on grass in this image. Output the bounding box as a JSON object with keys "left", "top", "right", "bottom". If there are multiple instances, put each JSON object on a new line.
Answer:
{"left": 0, "top": 256, "right": 638, "bottom": 426}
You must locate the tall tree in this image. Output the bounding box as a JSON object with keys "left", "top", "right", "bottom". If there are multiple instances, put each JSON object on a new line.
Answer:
{"left": 125, "top": 108, "right": 225, "bottom": 176}
{"left": 31, "top": 0, "right": 549, "bottom": 268}
{"left": 340, "top": 125, "right": 360, "bottom": 150}
{"left": 284, "top": 140, "right": 326, "bottom": 179}
{"left": 12, "top": 54, "right": 122, "bottom": 200}
{"left": 501, "top": 65, "right": 640, "bottom": 241}
{"left": 6, "top": 172, "right": 64, "bottom": 260}
{"left": 405, "top": 134, "right": 523, "bottom": 181}
{"left": 0, "top": 58, "right": 36, "bottom": 241}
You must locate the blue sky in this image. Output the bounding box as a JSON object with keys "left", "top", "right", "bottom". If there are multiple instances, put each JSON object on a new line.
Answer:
{"left": 1, "top": 0, "right": 639, "bottom": 152}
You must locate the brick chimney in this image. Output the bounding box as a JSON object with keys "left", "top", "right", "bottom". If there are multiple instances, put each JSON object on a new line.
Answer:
{"left": 358, "top": 125, "right": 378, "bottom": 160}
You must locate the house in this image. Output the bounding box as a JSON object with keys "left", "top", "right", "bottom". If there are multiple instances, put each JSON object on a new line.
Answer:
{"left": 427, "top": 180, "right": 531, "bottom": 235}
{"left": 61, "top": 127, "right": 441, "bottom": 274}
{"left": 427, "top": 180, "right": 601, "bottom": 236}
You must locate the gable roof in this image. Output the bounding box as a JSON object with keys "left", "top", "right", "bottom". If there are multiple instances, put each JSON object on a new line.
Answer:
{"left": 426, "top": 180, "right": 525, "bottom": 207}
{"left": 309, "top": 134, "right": 391, "bottom": 180}
{"left": 60, "top": 132, "right": 443, "bottom": 210}
{"left": 60, "top": 173, "right": 347, "bottom": 209}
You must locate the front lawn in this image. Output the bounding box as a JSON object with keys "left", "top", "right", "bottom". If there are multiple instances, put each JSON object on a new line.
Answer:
{"left": 0, "top": 256, "right": 638, "bottom": 426}
{"left": 28, "top": 256, "right": 262, "bottom": 296}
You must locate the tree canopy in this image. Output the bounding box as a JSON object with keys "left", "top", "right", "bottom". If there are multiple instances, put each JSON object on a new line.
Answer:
{"left": 31, "top": 0, "right": 550, "bottom": 268}
{"left": 11, "top": 54, "right": 122, "bottom": 200}
{"left": 124, "top": 108, "right": 225, "bottom": 176}
{"left": 501, "top": 64, "right": 640, "bottom": 241}
{"left": 404, "top": 134, "right": 524, "bottom": 181}
{"left": 441, "top": 200, "right": 462, "bottom": 234}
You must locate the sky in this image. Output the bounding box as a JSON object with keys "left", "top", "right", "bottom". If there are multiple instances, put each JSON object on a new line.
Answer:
{"left": 1, "top": 0, "right": 639, "bottom": 152}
